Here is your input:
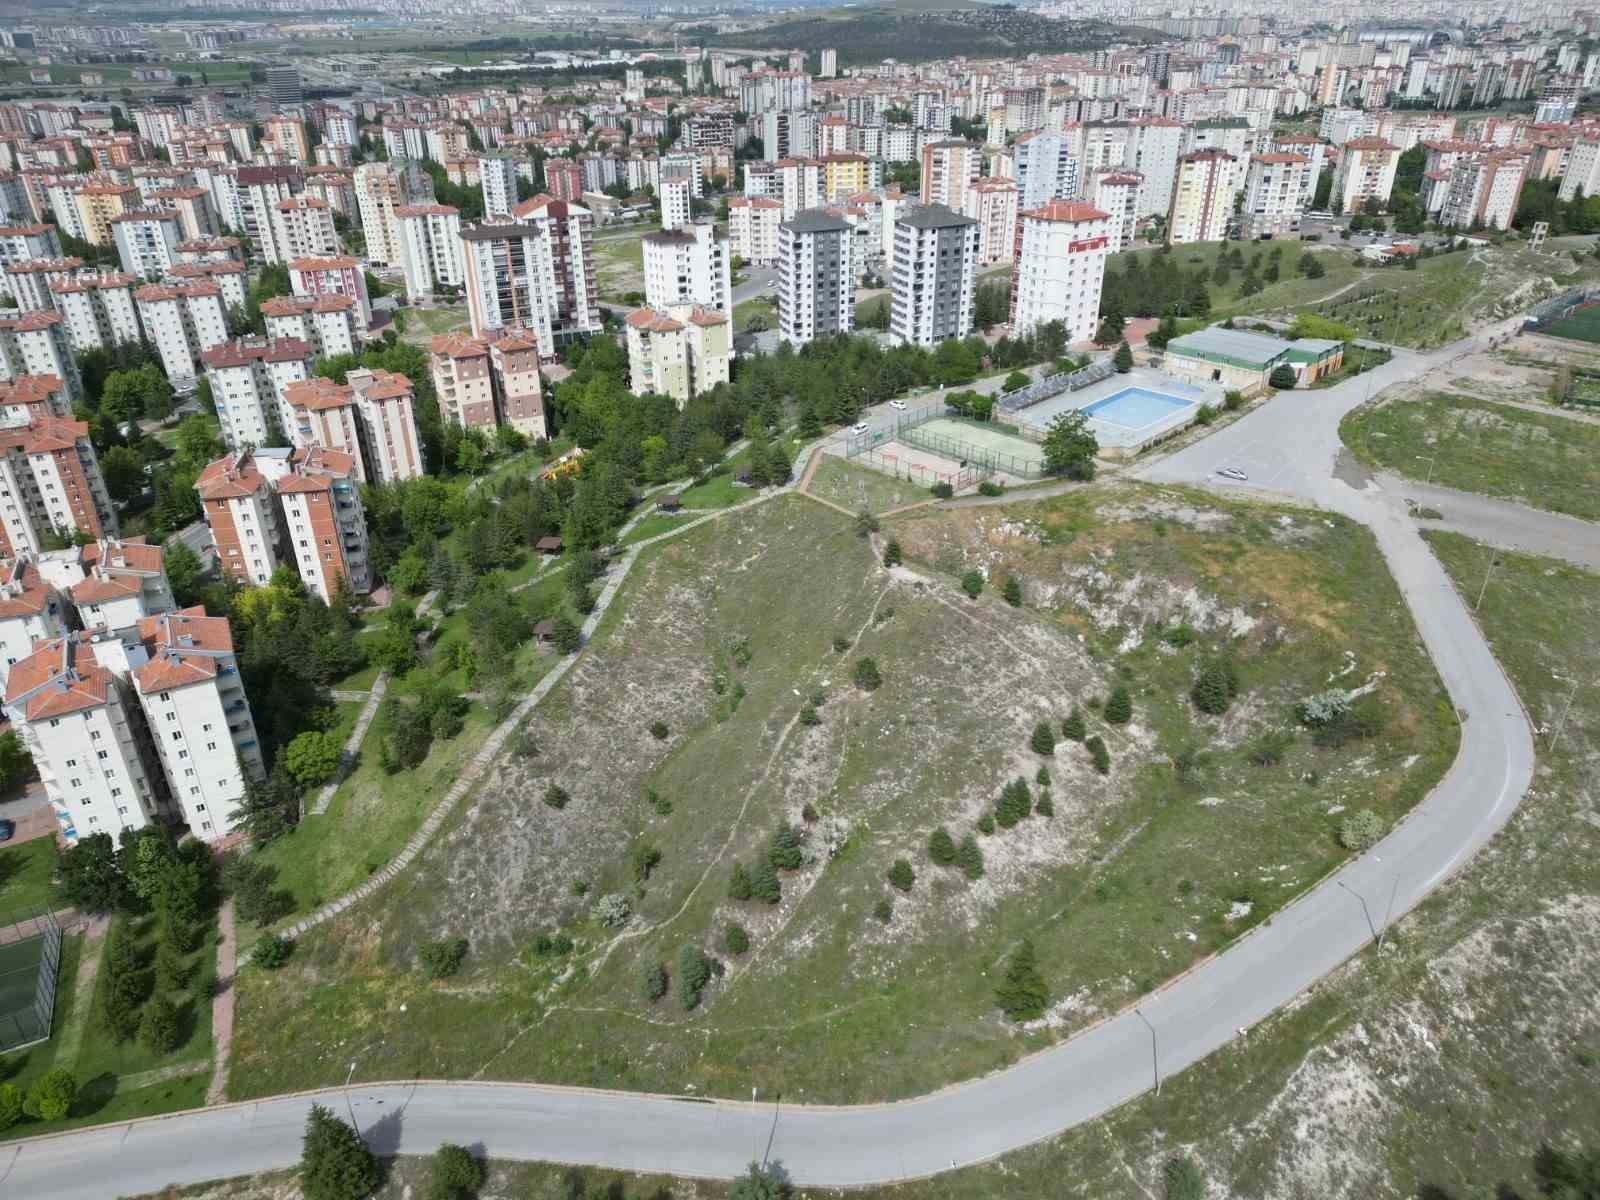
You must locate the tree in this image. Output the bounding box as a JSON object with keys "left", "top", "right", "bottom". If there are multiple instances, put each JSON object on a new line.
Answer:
{"left": 995, "top": 777, "right": 1032, "bottom": 827}
{"left": 724, "top": 923, "right": 750, "bottom": 955}
{"left": 1086, "top": 734, "right": 1111, "bottom": 774}
{"left": 853, "top": 657, "right": 882, "bottom": 691}
{"left": 284, "top": 729, "right": 343, "bottom": 786}
{"left": 1002, "top": 575, "right": 1023, "bottom": 607}
{"left": 1113, "top": 340, "right": 1133, "bottom": 372}
{"left": 1339, "top": 809, "right": 1385, "bottom": 851}
{"left": 640, "top": 960, "right": 669, "bottom": 1002}
{"left": 749, "top": 859, "right": 782, "bottom": 903}
{"left": 235, "top": 766, "right": 302, "bottom": 847}
{"left": 551, "top": 615, "right": 582, "bottom": 654}
{"left": 163, "top": 541, "right": 204, "bottom": 607}
{"left": 1001, "top": 370, "right": 1031, "bottom": 393}
{"left": 768, "top": 824, "right": 803, "bottom": 870}
{"left": 887, "top": 858, "right": 915, "bottom": 891}
{"left": 1104, "top": 686, "right": 1133, "bottom": 724}
{"left": 1061, "top": 707, "right": 1086, "bottom": 741}
{"left": 1164, "top": 1155, "right": 1205, "bottom": 1200}
{"left": 0, "top": 1082, "right": 22, "bottom": 1131}
{"left": 929, "top": 827, "right": 957, "bottom": 865}
{"left": 960, "top": 569, "right": 984, "bottom": 598}
{"left": 299, "top": 1103, "right": 380, "bottom": 1200}
{"left": 1041, "top": 410, "right": 1098, "bottom": 480}
{"left": 1269, "top": 363, "right": 1297, "bottom": 390}
{"left": 728, "top": 863, "right": 753, "bottom": 901}
{"left": 429, "top": 1143, "right": 484, "bottom": 1200}
{"left": 57, "top": 832, "right": 128, "bottom": 912}
{"left": 139, "top": 994, "right": 182, "bottom": 1054}
{"left": 1031, "top": 720, "right": 1056, "bottom": 755}
{"left": 22, "top": 1069, "right": 76, "bottom": 1121}
{"left": 418, "top": 936, "right": 469, "bottom": 978}
{"left": 729, "top": 1161, "right": 792, "bottom": 1200}
{"left": 956, "top": 833, "right": 984, "bottom": 880}
{"left": 1191, "top": 661, "right": 1234, "bottom": 715}
{"left": 995, "top": 938, "right": 1049, "bottom": 1021}
{"left": 676, "top": 943, "right": 713, "bottom": 1009}
{"left": 100, "top": 446, "right": 146, "bottom": 502}
{"left": 882, "top": 539, "right": 902, "bottom": 568}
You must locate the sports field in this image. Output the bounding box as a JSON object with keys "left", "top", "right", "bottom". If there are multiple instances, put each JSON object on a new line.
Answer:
{"left": 1538, "top": 301, "right": 1600, "bottom": 345}
{"left": 904, "top": 417, "right": 1043, "bottom": 478}
{"left": 0, "top": 933, "right": 49, "bottom": 1048}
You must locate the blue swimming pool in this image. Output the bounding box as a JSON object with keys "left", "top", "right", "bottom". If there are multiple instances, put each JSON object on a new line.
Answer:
{"left": 1080, "top": 387, "right": 1196, "bottom": 430}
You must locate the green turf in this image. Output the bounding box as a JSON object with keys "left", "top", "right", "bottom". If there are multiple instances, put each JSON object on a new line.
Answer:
{"left": 1537, "top": 302, "right": 1600, "bottom": 344}
{"left": 0, "top": 836, "right": 58, "bottom": 912}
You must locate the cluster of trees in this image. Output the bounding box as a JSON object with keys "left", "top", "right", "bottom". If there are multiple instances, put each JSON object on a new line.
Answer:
{"left": 55, "top": 828, "right": 213, "bottom": 1054}
{"left": 1513, "top": 177, "right": 1600, "bottom": 236}
{"left": 0, "top": 1068, "right": 77, "bottom": 1131}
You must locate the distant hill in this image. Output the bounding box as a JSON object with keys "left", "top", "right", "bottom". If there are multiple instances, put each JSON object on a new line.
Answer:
{"left": 703, "top": 5, "right": 1156, "bottom": 65}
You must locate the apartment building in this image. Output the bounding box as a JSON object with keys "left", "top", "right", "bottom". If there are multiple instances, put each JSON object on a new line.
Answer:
{"left": 109, "top": 208, "right": 182, "bottom": 280}
{"left": 195, "top": 450, "right": 283, "bottom": 587}
{"left": 0, "top": 557, "right": 65, "bottom": 686}
{"left": 1167, "top": 149, "right": 1241, "bottom": 244}
{"left": 268, "top": 447, "right": 370, "bottom": 601}
{"left": 642, "top": 222, "right": 732, "bottom": 313}
{"left": 1008, "top": 201, "right": 1112, "bottom": 345}
{"left": 150, "top": 187, "right": 215, "bottom": 241}
{"left": 131, "top": 607, "right": 265, "bottom": 839}
{"left": 3, "top": 258, "right": 81, "bottom": 313}
{"left": 282, "top": 375, "right": 364, "bottom": 469}
{"left": 0, "top": 224, "right": 62, "bottom": 298}
{"left": 269, "top": 196, "right": 339, "bottom": 263}
{"left": 778, "top": 208, "right": 854, "bottom": 348}
{"left": 135, "top": 280, "right": 229, "bottom": 391}
{"left": 1013, "top": 130, "right": 1080, "bottom": 209}
{"left": 287, "top": 256, "right": 372, "bottom": 333}
{"left": 0, "top": 415, "right": 115, "bottom": 556}
{"left": 660, "top": 176, "right": 692, "bottom": 232}
{"left": 0, "top": 373, "right": 69, "bottom": 429}
{"left": 1438, "top": 150, "right": 1529, "bottom": 230}
{"left": 461, "top": 199, "right": 600, "bottom": 350}
{"left": 4, "top": 631, "right": 168, "bottom": 844}
{"left": 728, "top": 196, "right": 782, "bottom": 265}
{"left": 36, "top": 537, "right": 174, "bottom": 636}
{"left": 199, "top": 336, "right": 315, "bottom": 450}
{"left": 1086, "top": 170, "right": 1142, "bottom": 254}
{"left": 72, "top": 182, "right": 138, "bottom": 245}
{"left": 169, "top": 260, "right": 247, "bottom": 313}
{"left": 624, "top": 305, "right": 733, "bottom": 406}
{"left": 507, "top": 195, "right": 601, "bottom": 343}
{"left": 236, "top": 165, "right": 303, "bottom": 263}
{"left": 0, "top": 310, "right": 83, "bottom": 404}
{"left": 920, "top": 141, "right": 983, "bottom": 210}
{"left": 544, "top": 159, "right": 582, "bottom": 203}
{"left": 395, "top": 203, "right": 464, "bottom": 302}
{"left": 479, "top": 154, "right": 519, "bottom": 218}
{"left": 1333, "top": 137, "right": 1400, "bottom": 212}
{"left": 889, "top": 204, "right": 978, "bottom": 348}
{"left": 260, "top": 295, "right": 358, "bottom": 360}
{"left": 353, "top": 160, "right": 432, "bottom": 268}
{"left": 428, "top": 330, "right": 547, "bottom": 439}
{"left": 962, "top": 176, "right": 1019, "bottom": 267}
{"left": 1241, "top": 152, "right": 1313, "bottom": 238}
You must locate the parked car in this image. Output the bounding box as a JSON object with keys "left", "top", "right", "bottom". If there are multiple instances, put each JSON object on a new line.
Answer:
{"left": 851, "top": 422, "right": 869, "bottom": 435}
{"left": 888, "top": 399, "right": 906, "bottom": 411}
{"left": 0, "top": 819, "right": 15, "bottom": 842}
{"left": 1217, "top": 467, "right": 1248, "bottom": 482}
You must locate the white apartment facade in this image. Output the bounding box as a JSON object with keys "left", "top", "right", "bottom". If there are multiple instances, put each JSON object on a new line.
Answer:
{"left": 1009, "top": 200, "right": 1112, "bottom": 346}
{"left": 642, "top": 222, "right": 732, "bottom": 313}
{"left": 395, "top": 203, "right": 464, "bottom": 303}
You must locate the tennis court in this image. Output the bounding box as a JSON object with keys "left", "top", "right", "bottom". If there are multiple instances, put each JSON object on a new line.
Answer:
{"left": 1540, "top": 301, "right": 1600, "bottom": 345}
{"left": 904, "top": 418, "right": 1044, "bottom": 478}
{"left": 0, "top": 906, "right": 62, "bottom": 1051}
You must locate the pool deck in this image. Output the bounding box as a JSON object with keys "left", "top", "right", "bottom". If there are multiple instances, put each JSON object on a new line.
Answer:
{"left": 1014, "top": 367, "right": 1222, "bottom": 453}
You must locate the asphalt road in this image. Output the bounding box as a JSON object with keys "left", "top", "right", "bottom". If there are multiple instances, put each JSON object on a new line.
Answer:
{"left": 5, "top": 324, "right": 1543, "bottom": 1197}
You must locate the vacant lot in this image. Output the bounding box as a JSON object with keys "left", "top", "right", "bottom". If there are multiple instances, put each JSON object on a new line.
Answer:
{"left": 1341, "top": 390, "right": 1600, "bottom": 520}
{"left": 230, "top": 485, "right": 1453, "bottom": 1107}
{"left": 809, "top": 452, "right": 931, "bottom": 514}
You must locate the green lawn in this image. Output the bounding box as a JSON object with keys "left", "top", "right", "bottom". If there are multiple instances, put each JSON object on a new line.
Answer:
{"left": 733, "top": 295, "right": 776, "bottom": 332}
{"left": 0, "top": 836, "right": 57, "bottom": 913}
{"left": 406, "top": 307, "right": 471, "bottom": 336}
{"left": 228, "top": 486, "right": 1455, "bottom": 1107}
{"left": 1342, "top": 391, "right": 1600, "bottom": 520}
{"left": 74, "top": 914, "right": 215, "bottom": 1079}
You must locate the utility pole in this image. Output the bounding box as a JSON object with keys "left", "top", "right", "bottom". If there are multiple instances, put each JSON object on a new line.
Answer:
{"left": 1134, "top": 1008, "right": 1160, "bottom": 1096}
{"left": 1474, "top": 556, "right": 1501, "bottom": 611}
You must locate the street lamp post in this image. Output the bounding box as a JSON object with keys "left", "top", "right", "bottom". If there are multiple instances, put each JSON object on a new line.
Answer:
{"left": 343, "top": 1060, "right": 361, "bottom": 1138}
{"left": 1416, "top": 454, "right": 1436, "bottom": 486}
{"left": 1549, "top": 679, "right": 1582, "bottom": 752}
{"left": 1474, "top": 556, "right": 1501, "bottom": 612}
{"left": 1134, "top": 1008, "right": 1160, "bottom": 1096}
{"left": 1337, "top": 879, "right": 1379, "bottom": 945}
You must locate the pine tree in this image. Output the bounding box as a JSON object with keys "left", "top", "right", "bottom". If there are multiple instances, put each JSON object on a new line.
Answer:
{"left": 139, "top": 995, "right": 181, "bottom": 1054}
{"left": 995, "top": 777, "right": 1032, "bottom": 827}
{"left": 727, "top": 862, "right": 753, "bottom": 901}
{"left": 299, "top": 1103, "right": 379, "bottom": 1200}
{"left": 1061, "top": 707, "right": 1087, "bottom": 741}
{"left": 1034, "top": 789, "right": 1054, "bottom": 817}
{"left": 1031, "top": 720, "right": 1056, "bottom": 755}
{"left": 429, "top": 1144, "right": 484, "bottom": 1200}
{"left": 994, "top": 938, "right": 1049, "bottom": 1022}
{"left": 1191, "top": 662, "right": 1232, "bottom": 715}
{"left": 882, "top": 539, "right": 903, "bottom": 568}
{"left": 928, "top": 827, "right": 957, "bottom": 865}
{"left": 1002, "top": 574, "right": 1023, "bottom": 607}
{"left": 1086, "top": 735, "right": 1112, "bottom": 774}
{"left": 887, "top": 858, "right": 915, "bottom": 891}
{"left": 749, "top": 860, "right": 782, "bottom": 903}
{"left": 1104, "top": 686, "right": 1133, "bottom": 725}
{"left": 1113, "top": 340, "right": 1133, "bottom": 372}
{"left": 956, "top": 834, "right": 985, "bottom": 880}
{"left": 768, "top": 824, "right": 803, "bottom": 870}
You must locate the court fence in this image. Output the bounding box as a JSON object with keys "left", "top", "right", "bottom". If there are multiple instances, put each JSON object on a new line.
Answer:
{"left": 994, "top": 359, "right": 1115, "bottom": 416}
{"left": 1524, "top": 283, "right": 1600, "bottom": 333}
{"left": 851, "top": 446, "right": 987, "bottom": 491}
{"left": 844, "top": 402, "right": 1045, "bottom": 480}
{"left": 0, "top": 903, "right": 63, "bottom": 1052}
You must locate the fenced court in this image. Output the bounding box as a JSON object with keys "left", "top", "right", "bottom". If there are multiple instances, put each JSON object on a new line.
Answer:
{"left": 853, "top": 441, "right": 986, "bottom": 492}
{"left": 900, "top": 417, "right": 1045, "bottom": 479}
{"left": 0, "top": 904, "right": 62, "bottom": 1051}
{"left": 1524, "top": 284, "right": 1600, "bottom": 344}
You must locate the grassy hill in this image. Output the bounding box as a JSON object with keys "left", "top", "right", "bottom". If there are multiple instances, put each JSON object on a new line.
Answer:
{"left": 705, "top": 5, "right": 1154, "bottom": 65}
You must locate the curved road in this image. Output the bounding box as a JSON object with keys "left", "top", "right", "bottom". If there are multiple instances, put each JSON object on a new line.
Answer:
{"left": 6, "top": 328, "right": 1538, "bottom": 1198}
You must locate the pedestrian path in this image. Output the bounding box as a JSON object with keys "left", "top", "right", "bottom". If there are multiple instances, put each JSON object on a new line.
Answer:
{"left": 204, "top": 901, "right": 235, "bottom": 1105}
